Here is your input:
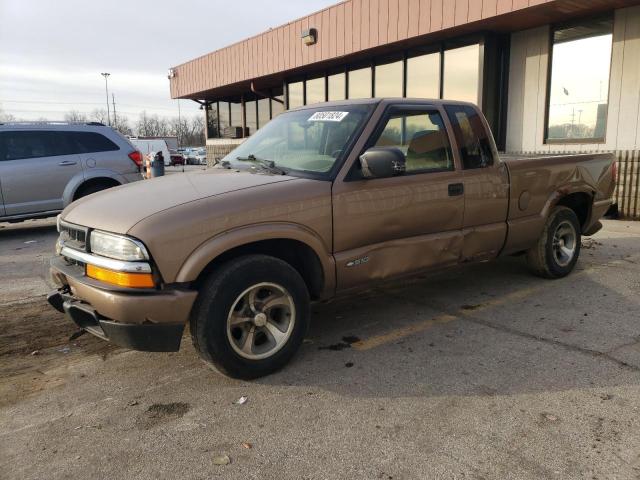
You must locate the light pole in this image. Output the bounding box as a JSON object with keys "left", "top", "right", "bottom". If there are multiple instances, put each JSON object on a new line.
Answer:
{"left": 101, "top": 72, "right": 111, "bottom": 126}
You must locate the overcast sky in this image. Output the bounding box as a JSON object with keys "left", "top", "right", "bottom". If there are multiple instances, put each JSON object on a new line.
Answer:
{"left": 0, "top": 0, "right": 335, "bottom": 121}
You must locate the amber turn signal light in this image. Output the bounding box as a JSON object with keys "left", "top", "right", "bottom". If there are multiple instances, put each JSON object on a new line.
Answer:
{"left": 86, "top": 264, "right": 155, "bottom": 288}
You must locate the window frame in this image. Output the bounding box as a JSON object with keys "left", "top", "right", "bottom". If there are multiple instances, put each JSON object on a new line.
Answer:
{"left": 543, "top": 15, "right": 614, "bottom": 145}
{"left": 349, "top": 104, "right": 458, "bottom": 180}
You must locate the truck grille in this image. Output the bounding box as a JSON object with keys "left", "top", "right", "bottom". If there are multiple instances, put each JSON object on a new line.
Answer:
{"left": 59, "top": 221, "right": 88, "bottom": 252}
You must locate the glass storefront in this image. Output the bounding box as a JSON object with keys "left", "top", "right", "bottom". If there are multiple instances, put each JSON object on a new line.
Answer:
{"left": 546, "top": 17, "right": 613, "bottom": 142}
{"left": 374, "top": 60, "right": 403, "bottom": 97}
{"left": 443, "top": 44, "right": 480, "bottom": 103}
{"left": 209, "top": 39, "right": 488, "bottom": 140}
{"left": 406, "top": 52, "right": 440, "bottom": 99}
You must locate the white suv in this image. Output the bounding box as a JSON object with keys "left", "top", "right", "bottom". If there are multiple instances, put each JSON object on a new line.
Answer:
{"left": 0, "top": 121, "right": 143, "bottom": 222}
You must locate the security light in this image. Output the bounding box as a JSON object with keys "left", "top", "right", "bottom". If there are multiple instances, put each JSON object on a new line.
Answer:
{"left": 301, "top": 28, "right": 317, "bottom": 46}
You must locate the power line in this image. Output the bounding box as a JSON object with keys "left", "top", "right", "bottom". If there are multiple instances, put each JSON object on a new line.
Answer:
{"left": 1, "top": 99, "right": 198, "bottom": 111}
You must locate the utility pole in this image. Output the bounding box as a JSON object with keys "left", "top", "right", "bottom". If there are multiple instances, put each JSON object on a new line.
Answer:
{"left": 101, "top": 72, "right": 111, "bottom": 126}
{"left": 112, "top": 93, "right": 117, "bottom": 127}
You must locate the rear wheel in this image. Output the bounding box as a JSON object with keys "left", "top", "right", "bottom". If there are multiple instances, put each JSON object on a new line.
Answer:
{"left": 190, "top": 254, "right": 310, "bottom": 379}
{"left": 526, "top": 206, "right": 581, "bottom": 278}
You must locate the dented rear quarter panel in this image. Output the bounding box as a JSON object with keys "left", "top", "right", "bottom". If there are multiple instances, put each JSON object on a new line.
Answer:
{"left": 501, "top": 152, "right": 615, "bottom": 254}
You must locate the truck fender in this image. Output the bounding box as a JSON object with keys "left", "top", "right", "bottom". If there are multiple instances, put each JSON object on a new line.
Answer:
{"left": 62, "top": 169, "right": 127, "bottom": 207}
{"left": 174, "top": 223, "right": 336, "bottom": 297}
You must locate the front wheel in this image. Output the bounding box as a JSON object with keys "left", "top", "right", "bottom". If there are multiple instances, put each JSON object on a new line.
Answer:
{"left": 526, "top": 206, "right": 581, "bottom": 278}
{"left": 190, "top": 254, "right": 310, "bottom": 379}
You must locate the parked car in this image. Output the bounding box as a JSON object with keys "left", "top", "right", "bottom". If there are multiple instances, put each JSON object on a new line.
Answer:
{"left": 129, "top": 138, "right": 171, "bottom": 167}
{"left": 183, "top": 147, "right": 207, "bottom": 165}
{"left": 48, "top": 99, "right": 615, "bottom": 379}
{"left": 169, "top": 150, "right": 185, "bottom": 166}
{"left": 0, "top": 121, "right": 143, "bottom": 222}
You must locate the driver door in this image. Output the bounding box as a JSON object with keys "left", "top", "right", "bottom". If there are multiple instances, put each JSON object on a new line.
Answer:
{"left": 331, "top": 105, "right": 465, "bottom": 291}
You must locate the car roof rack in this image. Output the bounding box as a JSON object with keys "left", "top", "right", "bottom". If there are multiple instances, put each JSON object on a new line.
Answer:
{"left": 0, "top": 121, "right": 106, "bottom": 126}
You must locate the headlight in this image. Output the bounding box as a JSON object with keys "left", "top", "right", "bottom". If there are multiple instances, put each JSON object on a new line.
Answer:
{"left": 89, "top": 230, "right": 149, "bottom": 261}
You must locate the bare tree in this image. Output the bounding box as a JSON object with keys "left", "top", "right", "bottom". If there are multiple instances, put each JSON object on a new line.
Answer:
{"left": 91, "top": 109, "right": 108, "bottom": 125}
{"left": 112, "top": 115, "right": 133, "bottom": 136}
{"left": 0, "top": 106, "right": 16, "bottom": 123}
{"left": 64, "top": 110, "right": 88, "bottom": 123}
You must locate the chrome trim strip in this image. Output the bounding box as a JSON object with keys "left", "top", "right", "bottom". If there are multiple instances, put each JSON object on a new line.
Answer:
{"left": 60, "top": 247, "right": 152, "bottom": 273}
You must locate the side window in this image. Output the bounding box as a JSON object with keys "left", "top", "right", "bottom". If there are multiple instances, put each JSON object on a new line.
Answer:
{"left": 0, "top": 131, "right": 56, "bottom": 161}
{"left": 444, "top": 105, "right": 494, "bottom": 170}
{"left": 71, "top": 132, "right": 119, "bottom": 153}
{"left": 372, "top": 110, "right": 454, "bottom": 173}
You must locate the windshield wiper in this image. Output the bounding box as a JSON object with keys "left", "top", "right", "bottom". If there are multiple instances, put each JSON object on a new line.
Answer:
{"left": 236, "top": 154, "right": 286, "bottom": 175}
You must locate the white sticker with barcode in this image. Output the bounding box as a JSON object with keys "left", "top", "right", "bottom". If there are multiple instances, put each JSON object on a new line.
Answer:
{"left": 308, "top": 111, "right": 349, "bottom": 122}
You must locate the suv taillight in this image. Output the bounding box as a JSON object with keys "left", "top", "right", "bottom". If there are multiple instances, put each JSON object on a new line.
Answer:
{"left": 128, "top": 150, "right": 143, "bottom": 169}
{"left": 611, "top": 159, "right": 617, "bottom": 183}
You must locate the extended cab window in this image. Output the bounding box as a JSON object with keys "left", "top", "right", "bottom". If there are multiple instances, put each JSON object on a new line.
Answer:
{"left": 444, "top": 105, "right": 495, "bottom": 170}
{"left": 372, "top": 110, "right": 453, "bottom": 173}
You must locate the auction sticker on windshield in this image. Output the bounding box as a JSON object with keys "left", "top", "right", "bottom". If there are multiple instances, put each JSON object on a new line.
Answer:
{"left": 308, "top": 111, "right": 349, "bottom": 122}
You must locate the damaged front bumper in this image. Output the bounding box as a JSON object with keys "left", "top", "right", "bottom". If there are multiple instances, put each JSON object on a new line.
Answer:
{"left": 49, "top": 257, "right": 197, "bottom": 352}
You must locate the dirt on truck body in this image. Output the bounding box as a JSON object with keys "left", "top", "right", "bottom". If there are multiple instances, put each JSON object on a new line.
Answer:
{"left": 47, "top": 99, "right": 616, "bottom": 379}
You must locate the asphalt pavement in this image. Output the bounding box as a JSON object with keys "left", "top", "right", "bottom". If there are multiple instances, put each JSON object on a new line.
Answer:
{"left": 1, "top": 218, "right": 639, "bottom": 479}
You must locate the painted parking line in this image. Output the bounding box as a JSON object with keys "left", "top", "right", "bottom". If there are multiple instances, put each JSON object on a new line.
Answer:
{"left": 351, "top": 284, "right": 543, "bottom": 351}
{"left": 352, "top": 253, "right": 640, "bottom": 351}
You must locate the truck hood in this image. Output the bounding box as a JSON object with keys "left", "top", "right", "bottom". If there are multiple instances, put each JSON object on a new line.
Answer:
{"left": 62, "top": 169, "right": 299, "bottom": 234}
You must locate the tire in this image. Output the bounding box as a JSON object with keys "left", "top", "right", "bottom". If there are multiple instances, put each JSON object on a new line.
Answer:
{"left": 526, "top": 206, "right": 581, "bottom": 279}
{"left": 75, "top": 181, "right": 117, "bottom": 200}
{"left": 190, "top": 254, "right": 310, "bottom": 379}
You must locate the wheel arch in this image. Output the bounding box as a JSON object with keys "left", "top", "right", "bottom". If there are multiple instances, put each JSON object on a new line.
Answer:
{"left": 176, "top": 224, "right": 336, "bottom": 300}
{"left": 63, "top": 170, "right": 126, "bottom": 206}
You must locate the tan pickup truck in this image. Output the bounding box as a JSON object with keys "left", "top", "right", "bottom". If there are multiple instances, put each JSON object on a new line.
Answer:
{"left": 48, "top": 99, "right": 616, "bottom": 378}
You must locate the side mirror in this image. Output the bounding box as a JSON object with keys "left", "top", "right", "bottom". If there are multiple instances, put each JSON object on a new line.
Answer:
{"left": 359, "top": 147, "right": 406, "bottom": 179}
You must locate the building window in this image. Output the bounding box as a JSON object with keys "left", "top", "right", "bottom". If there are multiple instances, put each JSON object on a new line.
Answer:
{"left": 272, "top": 87, "right": 285, "bottom": 117}
{"left": 443, "top": 44, "right": 480, "bottom": 103}
{"left": 406, "top": 52, "right": 440, "bottom": 99}
{"left": 546, "top": 17, "right": 613, "bottom": 142}
{"left": 287, "top": 81, "right": 304, "bottom": 108}
{"left": 306, "top": 76, "right": 325, "bottom": 104}
{"left": 374, "top": 59, "right": 403, "bottom": 97}
{"left": 257, "top": 97, "right": 270, "bottom": 128}
{"left": 328, "top": 72, "right": 346, "bottom": 101}
{"left": 348, "top": 66, "right": 372, "bottom": 99}
{"left": 230, "top": 102, "right": 242, "bottom": 129}
{"left": 218, "top": 101, "right": 230, "bottom": 135}
{"left": 206, "top": 103, "right": 219, "bottom": 138}
{"left": 245, "top": 100, "right": 257, "bottom": 135}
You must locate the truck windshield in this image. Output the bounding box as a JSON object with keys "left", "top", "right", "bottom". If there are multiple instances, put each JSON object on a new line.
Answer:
{"left": 221, "top": 104, "right": 373, "bottom": 176}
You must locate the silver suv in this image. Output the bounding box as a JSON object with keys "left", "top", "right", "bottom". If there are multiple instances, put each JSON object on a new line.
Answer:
{"left": 0, "top": 122, "right": 143, "bottom": 222}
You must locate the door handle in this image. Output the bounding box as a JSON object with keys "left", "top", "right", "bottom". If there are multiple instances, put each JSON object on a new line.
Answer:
{"left": 448, "top": 183, "right": 464, "bottom": 196}
{"left": 58, "top": 161, "right": 77, "bottom": 166}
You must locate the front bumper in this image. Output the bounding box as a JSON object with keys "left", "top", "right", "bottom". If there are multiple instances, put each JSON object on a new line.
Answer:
{"left": 49, "top": 256, "right": 197, "bottom": 352}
